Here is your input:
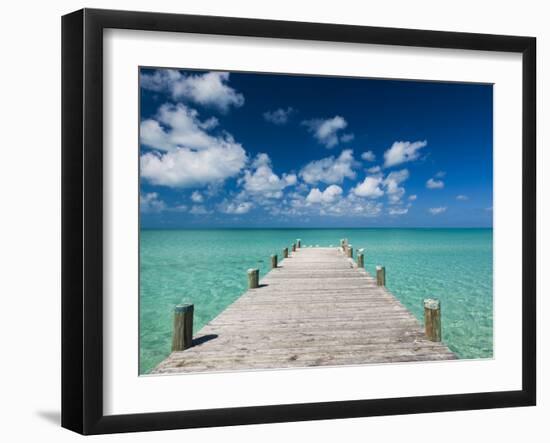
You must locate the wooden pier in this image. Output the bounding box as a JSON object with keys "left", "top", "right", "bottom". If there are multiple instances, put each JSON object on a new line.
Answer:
{"left": 152, "top": 242, "right": 455, "bottom": 374}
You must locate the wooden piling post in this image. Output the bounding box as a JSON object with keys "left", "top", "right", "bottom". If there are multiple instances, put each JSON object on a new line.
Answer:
{"left": 297, "top": 239, "right": 301, "bottom": 248}
{"left": 347, "top": 245, "right": 353, "bottom": 258}
{"left": 424, "top": 299, "right": 442, "bottom": 342}
{"left": 292, "top": 243, "right": 296, "bottom": 252}
{"left": 345, "top": 239, "right": 350, "bottom": 253}
{"left": 357, "top": 252, "right": 364, "bottom": 268}
{"left": 283, "top": 247, "right": 288, "bottom": 258}
{"left": 172, "top": 304, "right": 194, "bottom": 351}
{"left": 247, "top": 268, "right": 259, "bottom": 289}
{"left": 376, "top": 266, "right": 386, "bottom": 286}
{"left": 271, "top": 254, "right": 278, "bottom": 269}
{"left": 340, "top": 239, "right": 345, "bottom": 249}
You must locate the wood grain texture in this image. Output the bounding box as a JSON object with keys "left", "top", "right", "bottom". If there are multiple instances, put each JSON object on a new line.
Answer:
{"left": 247, "top": 268, "right": 259, "bottom": 289}
{"left": 376, "top": 265, "right": 386, "bottom": 287}
{"left": 424, "top": 298, "right": 442, "bottom": 342}
{"left": 171, "top": 304, "right": 194, "bottom": 351}
{"left": 271, "top": 254, "right": 278, "bottom": 269}
{"left": 357, "top": 252, "right": 364, "bottom": 268}
{"left": 153, "top": 247, "right": 455, "bottom": 374}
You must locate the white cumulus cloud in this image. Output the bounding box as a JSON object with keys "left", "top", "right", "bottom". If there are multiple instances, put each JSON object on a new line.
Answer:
{"left": 408, "top": 194, "right": 417, "bottom": 201}
{"left": 352, "top": 176, "right": 384, "bottom": 198}
{"left": 219, "top": 201, "right": 253, "bottom": 214}
{"left": 330, "top": 194, "right": 383, "bottom": 217}
{"left": 383, "top": 140, "right": 427, "bottom": 168}
{"left": 191, "top": 191, "right": 204, "bottom": 203}
{"left": 456, "top": 194, "right": 469, "bottom": 200}
{"left": 140, "top": 70, "right": 244, "bottom": 112}
{"left": 299, "top": 149, "right": 357, "bottom": 185}
{"left": 171, "top": 204, "right": 188, "bottom": 212}
{"left": 140, "top": 103, "right": 224, "bottom": 152}
{"left": 426, "top": 178, "right": 445, "bottom": 189}
{"left": 306, "top": 185, "right": 343, "bottom": 204}
{"left": 384, "top": 169, "right": 410, "bottom": 204}
{"left": 302, "top": 116, "right": 351, "bottom": 148}
{"left": 340, "top": 133, "right": 355, "bottom": 143}
{"left": 263, "top": 107, "right": 294, "bottom": 125}
{"left": 282, "top": 192, "right": 382, "bottom": 218}
{"left": 361, "top": 151, "right": 376, "bottom": 162}
{"left": 241, "top": 153, "right": 297, "bottom": 199}
{"left": 140, "top": 192, "right": 166, "bottom": 213}
{"left": 140, "top": 103, "right": 247, "bottom": 188}
{"left": 141, "top": 147, "right": 246, "bottom": 189}
{"left": 388, "top": 207, "right": 409, "bottom": 215}
{"left": 429, "top": 207, "right": 447, "bottom": 215}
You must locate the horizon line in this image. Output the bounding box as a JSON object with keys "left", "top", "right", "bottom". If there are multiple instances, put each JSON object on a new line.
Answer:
{"left": 140, "top": 226, "right": 493, "bottom": 230}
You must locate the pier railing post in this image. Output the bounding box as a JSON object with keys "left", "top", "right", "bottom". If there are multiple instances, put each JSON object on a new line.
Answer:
{"left": 248, "top": 268, "right": 259, "bottom": 289}
{"left": 172, "top": 304, "right": 194, "bottom": 351}
{"left": 297, "top": 239, "right": 301, "bottom": 248}
{"left": 347, "top": 245, "right": 353, "bottom": 258}
{"left": 292, "top": 243, "right": 296, "bottom": 252}
{"left": 283, "top": 247, "right": 288, "bottom": 258}
{"left": 424, "top": 299, "right": 442, "bottom": 342}
{"left": 357, "top": 252, "right": 364, "bottom": 268}
{"left": 376, "top": 265, "right": 386, "bottom": 286}
{"left": 271, "top": 254, "right": 278, "bottom": 269}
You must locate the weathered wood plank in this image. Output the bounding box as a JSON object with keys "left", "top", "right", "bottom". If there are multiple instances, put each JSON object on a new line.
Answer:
{"left": 152, "top": 246, "right": 455, "bottom": 374}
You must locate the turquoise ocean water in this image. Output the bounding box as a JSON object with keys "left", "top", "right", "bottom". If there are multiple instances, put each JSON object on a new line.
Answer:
{"left": 139, "top": 228, "right": 493, "bottom": 374}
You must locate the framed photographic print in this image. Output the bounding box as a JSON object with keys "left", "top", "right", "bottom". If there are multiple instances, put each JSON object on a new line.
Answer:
{"left": 61, "top": 8, "right": 536, "bottom": 435}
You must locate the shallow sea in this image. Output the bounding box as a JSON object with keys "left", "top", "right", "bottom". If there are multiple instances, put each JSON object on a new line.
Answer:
{"left": 140, "top": 228, "right": 493, "bottom": 374}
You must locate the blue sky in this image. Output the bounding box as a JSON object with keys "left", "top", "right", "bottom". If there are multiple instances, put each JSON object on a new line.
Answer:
{"left": 139, "top": 67, "right": 493, "bottom": 228}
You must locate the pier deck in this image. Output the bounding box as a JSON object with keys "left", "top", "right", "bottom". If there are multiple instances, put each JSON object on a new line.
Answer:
{"left": 152, "top": 246, "right": 455, "bottom": 374}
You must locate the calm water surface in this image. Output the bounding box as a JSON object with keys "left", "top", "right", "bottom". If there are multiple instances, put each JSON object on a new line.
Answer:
{"left": 140, "top": 228, "right": 493, "bottom": 374}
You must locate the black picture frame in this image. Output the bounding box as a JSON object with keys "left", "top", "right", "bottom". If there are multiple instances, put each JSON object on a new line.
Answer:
{"left": 61, "top": 8, "right": 536, "bottom": 435}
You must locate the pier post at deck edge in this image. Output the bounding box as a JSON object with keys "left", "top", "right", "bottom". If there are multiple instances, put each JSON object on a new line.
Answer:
{"left": 292, "top": 243, "right": 296, "bottom": 252}
{"left": 424, "top": 298, "right": 442, "bottom": 342}
{"left": 172, "top": 304, "right": 194, "bottom": 351}
{"left": 283, "top": 247, "right": 289, "bottom": 258}
{"left": 248, "top": 268, "right": 259, "bottom": 289}
{"left": 271, "top": 254, "right": 278, "bottom": 269}
{"left": 341, "top": 238, "right": 349, "bottom": 252}
{"left": 347, "top": 245, "right": 353, "bottom": 258}
{"left": 297, "top": 239, "right": 301, "bottom": 248}
{"left": 357, "top": 252, "right": 364, "bottom": 268}
{"left": 376, "top": 265, "right": 386, "bottom": 286}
